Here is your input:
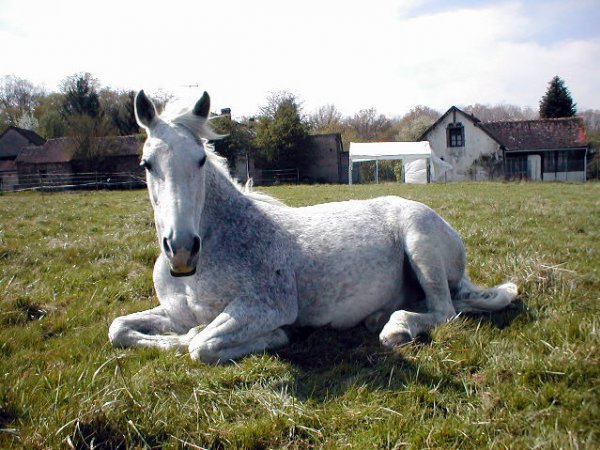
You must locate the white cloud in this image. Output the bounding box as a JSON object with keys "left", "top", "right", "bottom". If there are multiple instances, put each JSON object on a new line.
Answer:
{"left": 1, "top": 0, "right": 598, "bottom": 117}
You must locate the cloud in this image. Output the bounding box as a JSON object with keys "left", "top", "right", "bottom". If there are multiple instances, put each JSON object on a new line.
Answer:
{"left": 1, "top": 0, "right": 598, "bottom": 117}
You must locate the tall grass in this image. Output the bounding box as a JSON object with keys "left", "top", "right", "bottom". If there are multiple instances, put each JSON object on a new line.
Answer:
{"left": 0, "top": 182, "right": 598, "bottom": 449}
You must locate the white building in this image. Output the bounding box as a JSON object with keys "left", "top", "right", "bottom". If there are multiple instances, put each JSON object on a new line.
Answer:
{"left": 420, "top": 106, "right": 589, "bottom": 182}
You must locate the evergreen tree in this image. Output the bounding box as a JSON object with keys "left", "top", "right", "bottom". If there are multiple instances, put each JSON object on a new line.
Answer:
{"left": 60, "top": 72, "right": 101, "bottom": 118}
{"left": 539, "top": 76, "right": 577, "bottom": 118}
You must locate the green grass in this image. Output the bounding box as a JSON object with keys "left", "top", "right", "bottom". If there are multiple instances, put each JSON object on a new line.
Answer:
{"left": 0, "top": 182, "right": 598, "bottom": 449}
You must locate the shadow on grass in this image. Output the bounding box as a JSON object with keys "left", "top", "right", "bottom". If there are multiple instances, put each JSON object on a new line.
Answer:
{"left": 274, "top": 300, "right": 524, "bottom": 403}
{"left": 461, "top": 297, "right": 526, "bottom": 329}
{"left": 274, "top": 326, "right": 456, "bottom": 403}
{"left": 70, "top": 412, "right": 172, "bottom": 450}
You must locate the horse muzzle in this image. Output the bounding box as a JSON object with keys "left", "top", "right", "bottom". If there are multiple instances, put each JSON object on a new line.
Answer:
{"left": 162, "top": 234, "right": 201, "bottom": 277}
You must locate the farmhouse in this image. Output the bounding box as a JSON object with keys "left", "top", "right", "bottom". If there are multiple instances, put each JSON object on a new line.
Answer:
{"left": 0, "top": 126, "right": 45, "bottom": 190}
{"left": 420, "top": 106, "right": 589, "bottom": 181}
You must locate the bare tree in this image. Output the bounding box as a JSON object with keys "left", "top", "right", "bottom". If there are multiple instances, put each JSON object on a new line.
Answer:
{"left": 259, "top": 91, "right": 304, "bottom": 119}
{"left": 35, "top": 93, "right": 68, "bottom": 138}
{"left": 0, "top": 75, "right": 44, "bottom": 127}
{"left": 345, "top": 107, "right": 394, "bottom": 141}
{"left": 397, "top": 105, "right": 441, "bottom": 141}
{"left": 579, "top": 109, "right": 600, "bottom": 133}
{"left": 463, "top": 103, "right": 537, "bottom": 122}
{"left": 309, "top": 104, "right": 343, "bottom": 133}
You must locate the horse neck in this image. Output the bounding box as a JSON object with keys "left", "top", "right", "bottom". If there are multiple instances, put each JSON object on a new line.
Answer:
{"left": 201, "top": 158, "right": 249, "bottom": 223}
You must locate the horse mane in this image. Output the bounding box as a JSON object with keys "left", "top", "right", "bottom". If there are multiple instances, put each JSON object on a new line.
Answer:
{"left": 162, "top": 100, "right": 225, "bottom": 141}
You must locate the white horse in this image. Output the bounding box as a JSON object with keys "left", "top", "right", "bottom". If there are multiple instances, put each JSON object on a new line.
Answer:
{"left": 108, "top": 91, "right": 518, "bottom": 364}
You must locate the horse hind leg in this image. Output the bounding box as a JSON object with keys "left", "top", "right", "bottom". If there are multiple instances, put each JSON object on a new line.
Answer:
{"left": 379, "top": 245, "right": 457, "bottom": 348}
{"left": 452, "top": 278, "right": 518, "bottom": 313}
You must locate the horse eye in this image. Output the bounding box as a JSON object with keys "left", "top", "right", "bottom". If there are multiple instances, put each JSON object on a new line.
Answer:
{"left": 199, "top": 155, "right": 207, "bottom": 168}
{"left": 140, "top": 159, "right": 153, "bottom": 172}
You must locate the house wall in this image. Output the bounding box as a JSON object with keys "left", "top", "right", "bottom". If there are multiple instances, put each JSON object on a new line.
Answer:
{"left": 232, "top": 153, "right": 257, "bottom": 184}
{"left": 506, "top": 149, "right": 587, "bottom": 182}
{"left": 16, "top": 162, "right": 73, "bottom": 188}
{"left": 302, "top": 134, "right": 346, "bottom": 183}
{"left": 543, "top": 171, "right": 586, "bottom": 182}
{"left": 0, "top": 171, "right": 18, "bottom": 191}
{"left": 423, "top": 110, "right": 502, "bottom": 181}
{"left": 72, "top": 155, "right": 144, "bottom": 174}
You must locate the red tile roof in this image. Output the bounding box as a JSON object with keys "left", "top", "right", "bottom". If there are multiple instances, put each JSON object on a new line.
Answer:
{"left": 481, "top": 118, "right": 588, "bottom": 151}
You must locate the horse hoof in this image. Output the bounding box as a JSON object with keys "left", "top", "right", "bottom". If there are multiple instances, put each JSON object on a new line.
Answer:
{"left": 380, "top": 330, "right": 413, "bottom": 348}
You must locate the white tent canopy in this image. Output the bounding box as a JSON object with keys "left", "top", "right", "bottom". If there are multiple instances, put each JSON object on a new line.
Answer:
{"left": 349, "top": 141, "right": 433, "bottom": 163}
{"left": 348, "top": 141, "right": 451, "bottom": 184}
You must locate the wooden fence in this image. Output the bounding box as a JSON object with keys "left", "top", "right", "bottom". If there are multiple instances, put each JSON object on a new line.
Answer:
{"left": 0, "top": 171, "right": 146, "bottom": 192}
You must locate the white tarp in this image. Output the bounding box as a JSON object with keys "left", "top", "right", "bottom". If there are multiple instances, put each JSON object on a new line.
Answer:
{"left": 404, "top": 158, "right": 429, "bottom": 184}
{"left": 404, "top": 157, "right": 454, "bottom": 184}
{"left": 348, "top": 141, "right": 452, "bottom": 184}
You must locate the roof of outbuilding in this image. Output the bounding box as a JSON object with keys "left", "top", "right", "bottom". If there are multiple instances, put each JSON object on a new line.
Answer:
{"left": 480, "top": 118, "right": 588, "bottom": 151}
{"left": 16, "top": 135, "right": 143, "bottom": 164}
{"left": 16, "top": 138, "right": 74, "bottom": 164}
{"left": 0, "top": 126, "right": 46, "bottom": 146}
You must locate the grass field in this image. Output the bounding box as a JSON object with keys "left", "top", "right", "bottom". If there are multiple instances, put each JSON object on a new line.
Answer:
{"left": 0, "top": 182, "right": 598, "bottom": 449}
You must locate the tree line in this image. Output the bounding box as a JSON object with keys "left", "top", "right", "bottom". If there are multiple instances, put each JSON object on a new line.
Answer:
{"left": 1, "top": 73, "right": 598, "bottom": 174}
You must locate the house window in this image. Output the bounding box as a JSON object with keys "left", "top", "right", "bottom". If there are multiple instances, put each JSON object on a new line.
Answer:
{"left": 447, "top": 123, "right": 464, "bottom": 147}
{"left": 545, "top": 152, "right": 556, "bottom": 172}
{"left": 506, "top": 156, "right": 527, "bottom": 179}
{"left": 546, "top": 150, "right": 585, "bottom": 173}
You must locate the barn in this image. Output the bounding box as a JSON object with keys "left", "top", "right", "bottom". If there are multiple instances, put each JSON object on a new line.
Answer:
{"left": 15, "top": 135, "right": 144, "bottom": 190}
{"left": 16, "top": 138, "right": 74, "bottom": 189}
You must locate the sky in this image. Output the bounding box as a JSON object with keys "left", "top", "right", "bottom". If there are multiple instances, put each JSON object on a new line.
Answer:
{"left": 1, "top": 0, "right": 599, "bottom": 118}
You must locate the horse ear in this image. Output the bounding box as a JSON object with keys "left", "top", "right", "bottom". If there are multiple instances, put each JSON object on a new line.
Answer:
{"left": 192, "top": 91, "right": 210, "bottom": 119}
{"left": 135, "top": 90, "right": 157, "bottom": 129}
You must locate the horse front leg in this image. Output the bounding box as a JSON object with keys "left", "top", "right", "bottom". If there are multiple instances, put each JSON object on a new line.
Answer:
{"left": 188, "top": 294, "right": 297, "bottom": 364}
{"left": 109, "top": 306, "right": 192, "bottom": 350}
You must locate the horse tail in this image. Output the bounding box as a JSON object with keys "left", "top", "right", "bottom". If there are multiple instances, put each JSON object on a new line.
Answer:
{"left": 451, "top": 277, "right": 518, "bottom": 313}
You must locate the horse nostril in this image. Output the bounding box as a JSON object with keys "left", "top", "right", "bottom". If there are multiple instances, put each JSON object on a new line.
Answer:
{"left": 163, "top": 237, "right": 172, "bottom": 255}
{"left": 191, "top": 236, "right": 201, "bottom": 256}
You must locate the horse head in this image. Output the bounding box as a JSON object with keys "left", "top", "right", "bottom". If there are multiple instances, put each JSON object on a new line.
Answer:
{"left": 134, "top": 90, "right": 214, "bottom": 277}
